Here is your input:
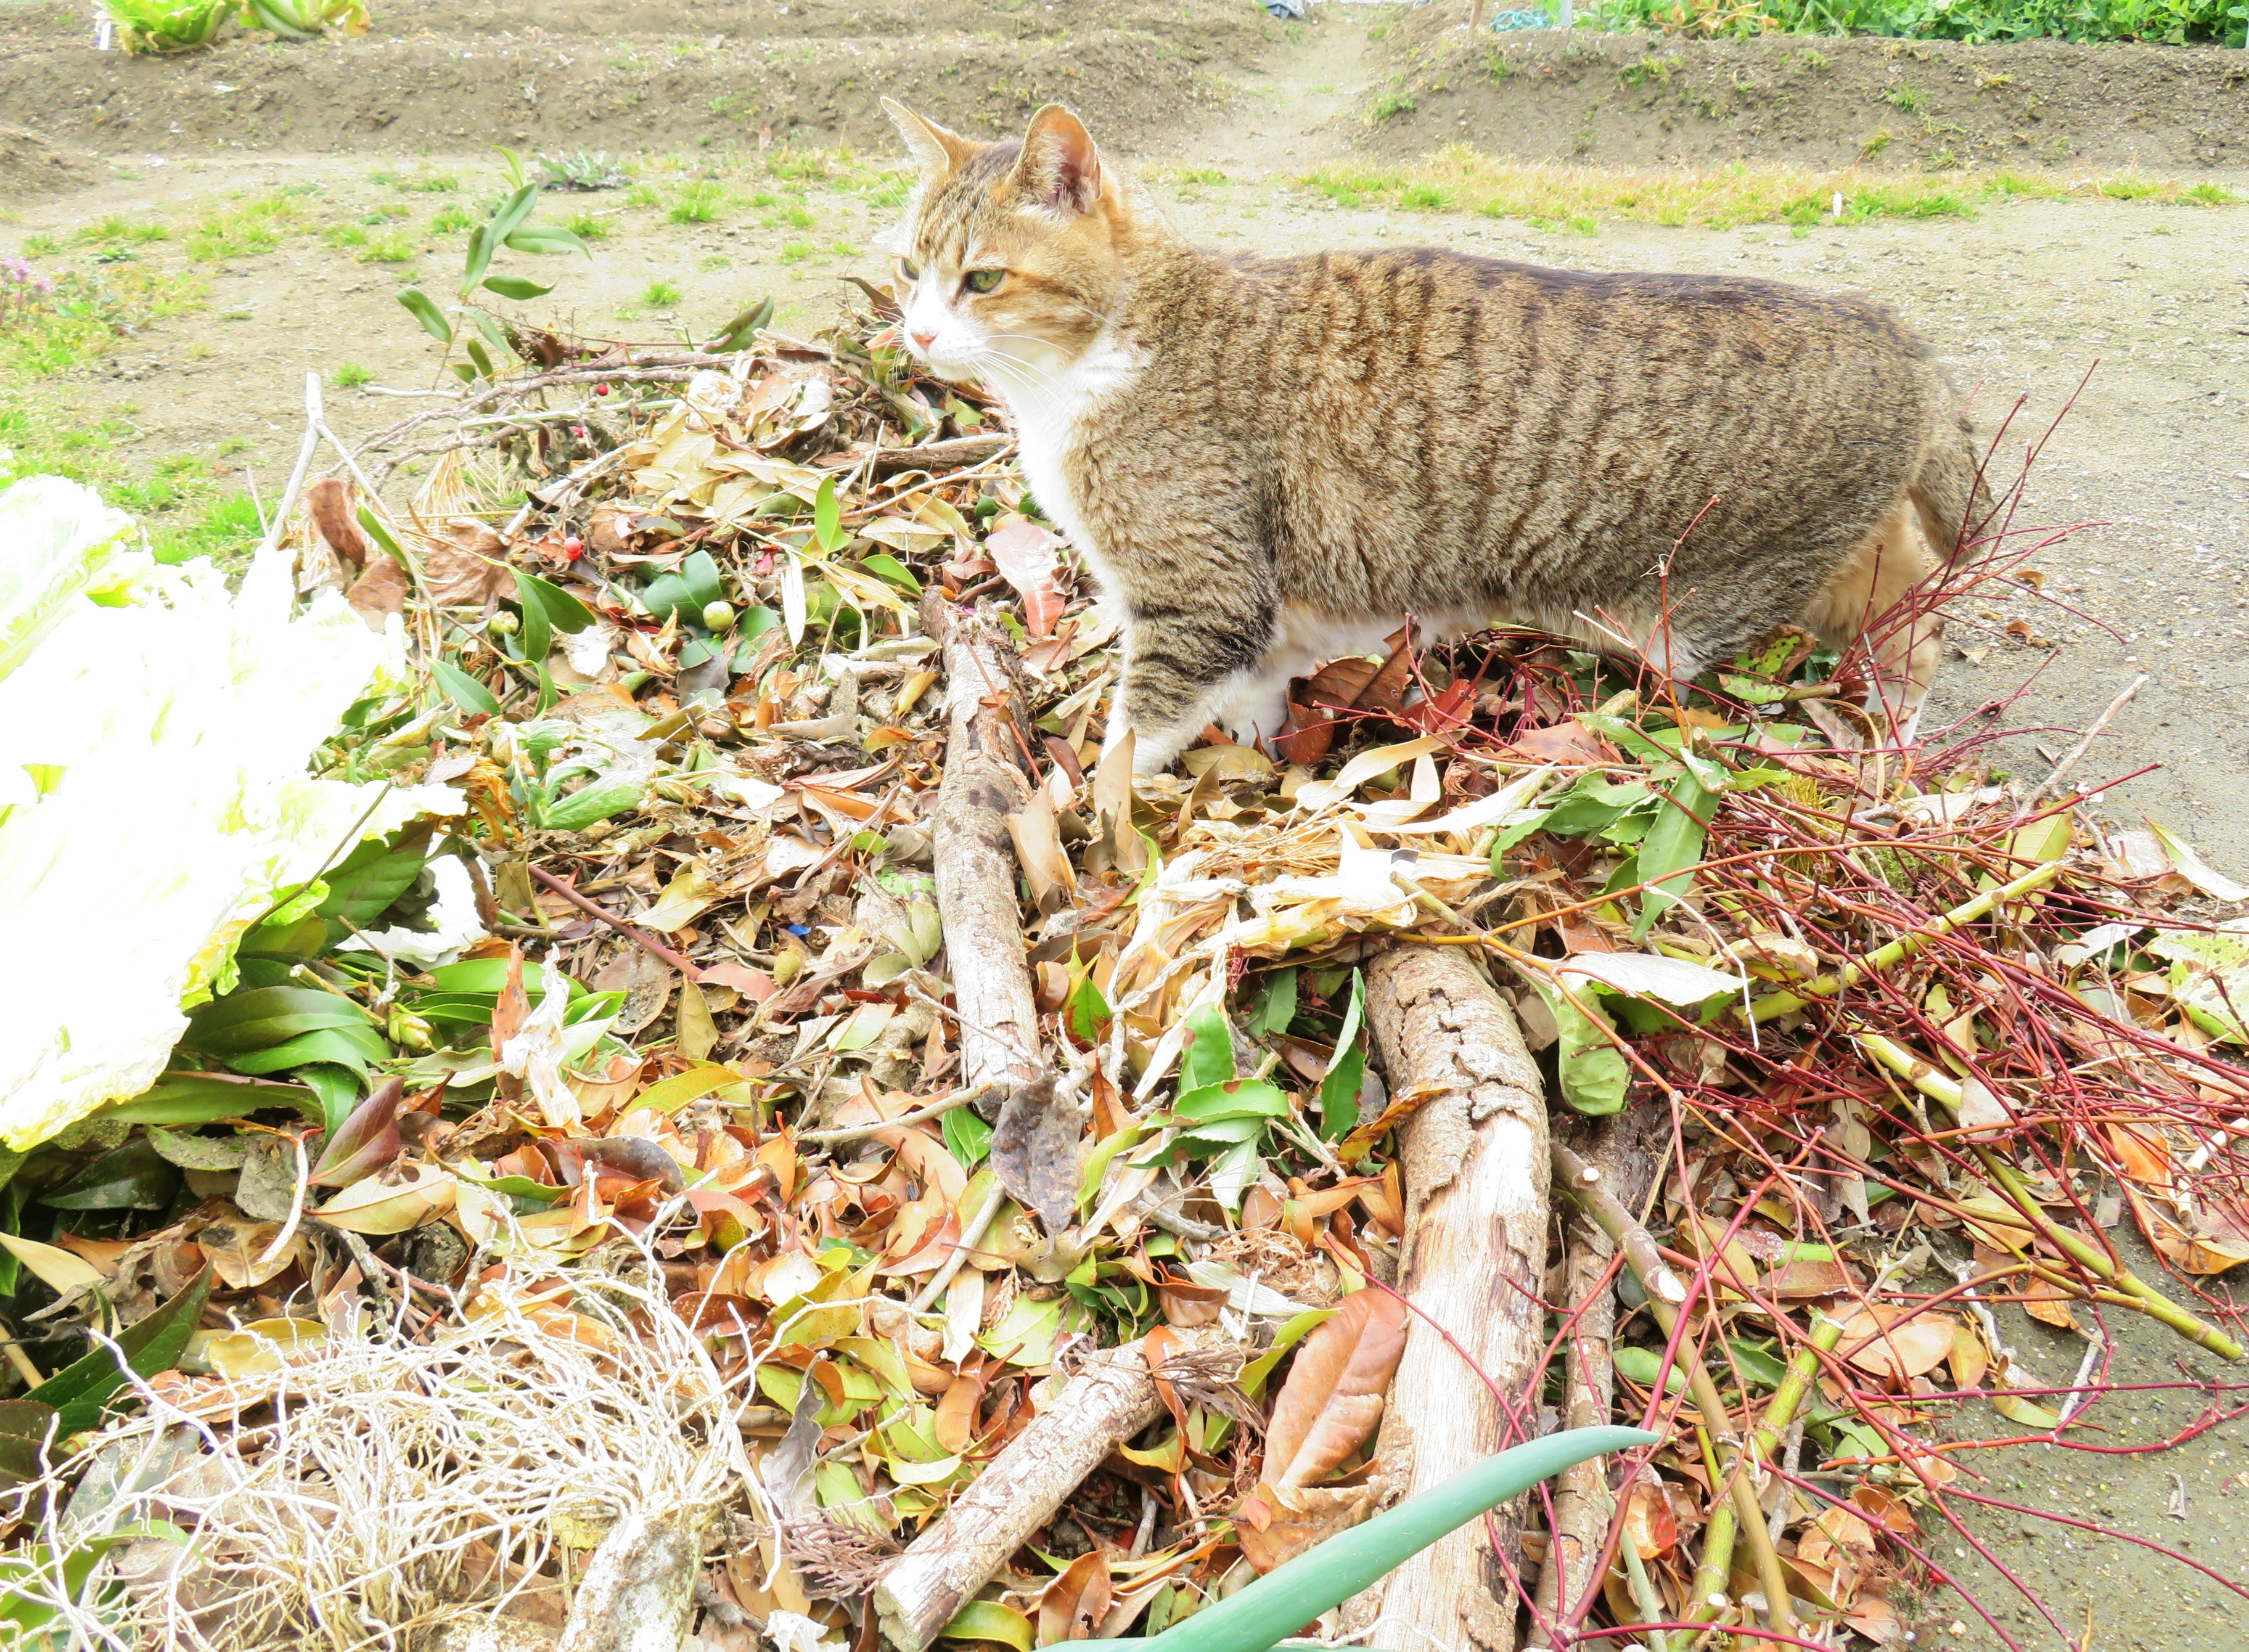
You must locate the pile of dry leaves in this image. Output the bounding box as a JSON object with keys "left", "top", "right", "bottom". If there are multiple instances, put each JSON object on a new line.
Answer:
{"left": 2, "top": 291, "right": 2245, "bottom": 1652}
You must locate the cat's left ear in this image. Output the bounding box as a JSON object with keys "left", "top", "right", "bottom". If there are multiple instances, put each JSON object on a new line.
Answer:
{"left": 1014, "top": 104, "right": 1102, "bottom": 215}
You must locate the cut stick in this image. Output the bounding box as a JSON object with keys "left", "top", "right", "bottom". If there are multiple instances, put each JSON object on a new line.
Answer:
{"left": 920, "top": 591, "right": 1044, "bottom": 1099}
{"left": 874, "top": 1340, "right": 1162, "bottom": 1652}
{"left": 555, "top": 1507, "right": 713, "bottom": 1652}
{"left": 1348, "top": 944, "right": 1552, "bottom": 1652}
{"left": 1526, "top": 1111, "right": 1661, "bottom": 1649}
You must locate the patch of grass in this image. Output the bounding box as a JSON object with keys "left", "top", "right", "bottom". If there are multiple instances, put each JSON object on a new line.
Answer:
{"left": 80, "top": 216, "right": 170, "bottom": 247}
{"left": 412, "top": 173, "right": 460, "bottom": 192}
{"left": 1369, "top": 91, "right": 1417, "bottom": 122}
{"left": 766, "top": 150, "right": 837, "bottom": 181}
{"left": 430, "top": 205, "right": 477, "bottom": 234}
{"left": 1, "top": 258, "right": 206, "bottom": 376}
{"left": 1159, "top": 165, "right": 1229, "bottom": 185}
{"left": 1583, "top": 0, "right": 2237, "bottom": 44}
{"left": 1878, "top": 81, "right": 1925, "bottom": 112}
{"left": 1296, "top": 148, "right": 2245, "bottom": 232}
{"left": 566, "top": 211, "right": 612, "bottom": 240}
{"left": 778, "top": 242, "right": 815, "bottom": 265}
{"left": 149, "top": 491, "right": 263, "bottom": 568}
{"left": 698, "top": 253, "right": 732, "bottom": 272}
{"left": 186, "top": 196, "right": 301, "bottom": 261}
{"left": 361, "top": 203, "right": 410, "bottom": 223}
{"left": 669, "top": 182, "right": 729, "bottom": 223}
{"left": 642, "top": 279, "right": 682, "bottom": 306}
{"left": 324, "top": 224, "right": 369, "bottom": 249}
{"left": 359, "top": 232, "right": 417, "bottom": 264}
{"left": 1619, "top": 54, "right": 1681, "bottom": 88}
{"left": 334, "top": 362, "right": 374, "bottom": 388}
{"left": 625, "top": 184, "right": 663, "bottom": 208}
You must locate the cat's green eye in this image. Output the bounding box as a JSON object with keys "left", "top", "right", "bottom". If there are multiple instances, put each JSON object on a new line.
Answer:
{"left": 964, "top": 268, "right": 1005, "bottom": 295}
{"left": 899, "top": 257, "right": 920, "bottom": 280}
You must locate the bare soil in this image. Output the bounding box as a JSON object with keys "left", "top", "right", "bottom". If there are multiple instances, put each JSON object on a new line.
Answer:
{"left": 4, "top": 8, "right": 2249, "bottom": 1646}
{"left": 1367, "top": 14, "right": 2249, "bottom": 174}
{"left": 0, "top": 0, "right": 1280, "bottom": 189}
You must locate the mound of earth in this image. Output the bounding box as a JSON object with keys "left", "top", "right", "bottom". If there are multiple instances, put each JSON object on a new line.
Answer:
{"left": 0, "top": 121, "right": 100, "bottom": 201}
{"left": 1362, "top": 16, "right": 2249, "bottom": 174}
{"left": 0, "top": 0, "right": 1279, "bottom": 159}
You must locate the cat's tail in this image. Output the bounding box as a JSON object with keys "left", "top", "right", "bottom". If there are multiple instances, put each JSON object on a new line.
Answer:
{"left": 1908, "top": 411, "right": 1994, "bottom": 574}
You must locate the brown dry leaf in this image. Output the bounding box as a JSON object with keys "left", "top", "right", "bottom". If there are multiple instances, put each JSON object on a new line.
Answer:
{"left": 2022, "top": 1274, "right": 2080, "bottom": 1330}
{"left": 1262, "top": 1286, "right": 1408, "bottom": 1489}
{"left": 1623, "top": 1476, "right": 1678, "bottom": 1560}
{"left": 935, "top": 1364, "right": 988, "bottom": 1454}
{"left": 314, "top": 1163, "right": 457, "bottom": 1235}
{"left": 1006, "top": 790, "right": 1077, "bottom": 916}
{"left": 1768, "top": 1257, "right": 1854, "bottom": 1298}
{"left": 1235, "top": 1482, "right": 1375, "bottom": 1574}
{"left": 345, "top": 555, "right": 410, "bottom": 629}
{"left": 305, "top": 476, "right": 371, "bottom": 568}
{"left": 1036, "top": 1550, "right": 1112, "bottom": 1646}
{"left": 677, "top": 979, "right": 719, "bottom": 1063}
{"left": 1946, "top": 1322, "right": 1989, "bottom": 1391}
{"left": 1507, "top": 718, "right": 1616, "bottom": 766}
{"left": 2107, "top": 1121, "right": 2175, "bottom": 1187}
{"left": 1844, "top": 1595, "right": 1906, "bottom": 1646}
{"left": 425, "top": 518, "right": 517, "bottom": 608}
{"left": 198, "top": 1207, "right": 304, "bottom": 1290}
{"left": 1303, "top": 655, "right": 1382, "bottom": 711}
{"left": 986, "top": 514, "right": 1064, "bottom": 638}
{"left": 1835, "top": 1305, "right": 1957, "bottom": 1381}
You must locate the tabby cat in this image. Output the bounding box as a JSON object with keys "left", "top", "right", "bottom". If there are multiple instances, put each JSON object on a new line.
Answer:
{"left": 883, "top": 99, "right": 1984, "bottom": 774}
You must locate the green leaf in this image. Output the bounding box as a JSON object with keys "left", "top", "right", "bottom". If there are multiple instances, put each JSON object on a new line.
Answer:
{"left": 1253, "top": 967, "right": 1298, "bottom": 1037}
{"left": 0, "top": 1401, "right": 57, "bottom": 1492}
{"left": 1170, "top": 1079, "right": 1290, "bottom": 1124}
{"left": 1106, "top": 1429, "right": 1658, "bottom": 1652}
{"left": 859, "top": 552, "right": 922, "bottom": 594}
{"left": 464, "top": 336, "right": 496, "bottom": 381}
{"left": 515, "top": 569, "right": 596, "bottom": 632}
{"left": 314, "top": 817, "right": 438, "bottom": 930}
{"left": 502, "top": 223, "right": 589, "bottom": 258}
{"left": 1239, "top": 1307, "right": 1335, "bottom": 1397}
{"left": 680, "top": 548, "right": 726, "bottom": 611}
{"left": 943, "top": 1106, "right": 993, "bottom": 1170}
{"left": 395, "top": 285, "right": 453, "bottom": 343}
{"left": 481, "top": 274, "right": 554, "bottom": 301}
{"left": 1612, "top": 1345, "right": 1687, "bottom": 1394}
{"left": 543, "top": 780, "right": 641, "bottom": 833}
{"left": 461, "top": 221, "right": 498, "bottom": 295}
{"left": 514, "top": 574, "right": 551, "bottom": 661}
{"left": 943, "top": 1602, "right": 1034, "bottom": 1651}
{"left": 1065, "top": 976, "right": 1111, "bottom": 1045}
{"left": 224, "top": 1023, "right": 391, "bottom": 1078}
{"left": 1632, "top": 771, "right": 1714, "bottom": 940}
{"left": 25, "top": 1269, "right": 215, "bottom": 1435}
{"left": 94, "top": 1074, "right": 324, "bottom": 1129}
{"left": 704, "top": 296, "right": 774, "bottom": 353}
{"left": 490, "top": 182, "right": 541, "bottom": 246}
{"left": 355, "top": 505, "right": 408, "bottom": 565}
{"left": 186, "top": 986, "right": 375, "bottom": 1055}
{"left": 813, "top": 476, "right": 845, "bottom": 554}
{"left": 1179, "top": 1004, "right": 1237, "bottom": 1092}
{"left": 432, "top": 657, "right": 502, "bottom": 716}
{"left": 1318, "top": 968, "right": 1367, "bottom": 1140}
{"left": 39, "top": 1139, "right": 179, "bottom": 1212}
{"left": 1517, "top": 973, "right": 1630, "bottom": 1116}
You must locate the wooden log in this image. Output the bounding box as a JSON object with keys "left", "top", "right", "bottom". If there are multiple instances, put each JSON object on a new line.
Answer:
{"left": 1526, "top": 1111, "right": 1661, "bottom": 1650}
{"left": 919, "top": 591, "right": 1044, "bottom": 1099}
{"left": 874, "top": 1341, "right": 1163, "bottom": 1652}
{"left": 554, "top": 1508, "right": 711, "bottom": 1652}
{"left": 1349, "top": 944, "right": 1551, "bottom": 1652}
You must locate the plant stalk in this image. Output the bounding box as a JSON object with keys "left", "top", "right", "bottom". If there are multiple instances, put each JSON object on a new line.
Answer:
{"left": 1748, "top": 859, "right": 2066, "bottom": 1022}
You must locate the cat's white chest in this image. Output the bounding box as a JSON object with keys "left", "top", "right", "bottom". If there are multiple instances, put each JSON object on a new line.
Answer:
{"left": 995, "top": 332, "right": 1139, "bottom": 587}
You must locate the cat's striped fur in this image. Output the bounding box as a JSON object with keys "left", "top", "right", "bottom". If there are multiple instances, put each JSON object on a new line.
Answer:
{"left": 885, "top": 99, "right": 1985, "bottom": 773}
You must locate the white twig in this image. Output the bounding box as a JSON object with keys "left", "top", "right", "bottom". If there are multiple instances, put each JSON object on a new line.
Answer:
{"left": 2026, "top": 674, "right": 2149, "bottom": 804}
{"left": 911, "top": 1184, "right": 1006, "bottom": 1314}
{"left": 256, "top": 1132, "right": 310, "bottom": 1269}
{"left": 258, "top": 370, "right": 324, "bottom": 560}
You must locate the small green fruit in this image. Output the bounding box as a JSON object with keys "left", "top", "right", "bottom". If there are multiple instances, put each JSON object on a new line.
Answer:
{"left": 702, "top": 600, "right": 737, "bottom": 632}
{"left": 488, "top": 610, "right": 519, "bottom": 636}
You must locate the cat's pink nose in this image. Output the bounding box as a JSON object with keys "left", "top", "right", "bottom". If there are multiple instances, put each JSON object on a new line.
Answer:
{"left": 909, "top": 329, "right": 936, "bottom": 350}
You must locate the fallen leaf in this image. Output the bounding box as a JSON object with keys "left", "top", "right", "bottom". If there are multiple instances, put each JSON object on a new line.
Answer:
{"left": 986, "top": 515, "right": 1063, "bottom": 638}
{"left": 1262, "top": 1286, "right": 1408, "bottom": 1489}
{"left": 1623, "top": 1475, "right": 1678, "bottom": 1559}
{"left": 198, "top": 1206, "right": 304, "bottom": 1290}
{"left": 304, "top": 477, "right": 371, "bottom": 568}
{"left": 1835, "top": 1305, "right": 1956, "bottom": 1381}
{"left": 1036, "top": 1550, "right": 1112, "bottom": 1645}
{"left": 1947, "top": 1322, "right": 1989, "bottom": 1391}
{"left": 345, "top": 555, "right": 409, "bottom": 628}
{"left": 1234, "top": 1481, "right": 1375, "bottom": 1573}
{"left": 425, "top": 518, "right": 517, "bottom": 608}
{"left": 991, "top": 1076, "right": 1080, "bottom": 1234}
{"left": 315, "top": 1163, "right": 457, "bottom": 1235}
{"left": 640, "top": 861, "right": 728, "bottom": 934}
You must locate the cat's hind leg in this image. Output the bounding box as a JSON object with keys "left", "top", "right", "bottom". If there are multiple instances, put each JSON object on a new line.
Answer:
{"left": 1102, "top": 599, "right": 1278, "bottom": 777}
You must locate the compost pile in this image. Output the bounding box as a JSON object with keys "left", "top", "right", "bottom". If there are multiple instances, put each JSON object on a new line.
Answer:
{"left": 2, "top": 291, "right": 2246, "bottom": 1652}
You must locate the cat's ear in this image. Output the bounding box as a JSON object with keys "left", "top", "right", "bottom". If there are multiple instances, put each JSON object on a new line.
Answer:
{"left": 882, "top": 97, "right": 972, "bottom": 180}
{"left": 1013, "top": 104, "right": 1102, "bottom": 216}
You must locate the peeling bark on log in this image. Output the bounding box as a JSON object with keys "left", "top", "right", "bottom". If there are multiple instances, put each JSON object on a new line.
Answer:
{"left": 1350, "top": 944, "right": 1551, "bottom": 1652}
{"left": 920, "top": 591, "right": 1043, "bottom": 1100}
{"left": 874, "top": 1341, "right": 1162, "bottom": 1652}
{"left": 1526, "top": 1110, "right": 1662, "bottom": 1649}
{"left": 554, "top": 1507, "right": 712, "bottom": 1652}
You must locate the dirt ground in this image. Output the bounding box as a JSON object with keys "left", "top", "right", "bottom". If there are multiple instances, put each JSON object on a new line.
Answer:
{"left": 4, "top": 2, "right": 2248, "bottom": 1645}
{"left": 1368, "top": 15, "right": 2249, "bottom": 173}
